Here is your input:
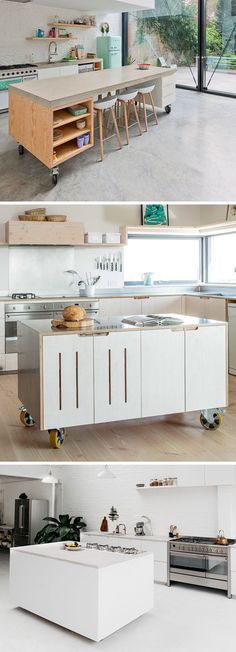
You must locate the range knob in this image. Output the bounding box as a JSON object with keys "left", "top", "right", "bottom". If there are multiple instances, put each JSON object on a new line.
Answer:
{"left": 43, "top": 304, "right": 47, "bottom": 309}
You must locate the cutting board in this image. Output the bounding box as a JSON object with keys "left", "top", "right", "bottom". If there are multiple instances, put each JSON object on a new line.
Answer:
{"left": 51, "top": 318, "right": 94, "bottom": 330}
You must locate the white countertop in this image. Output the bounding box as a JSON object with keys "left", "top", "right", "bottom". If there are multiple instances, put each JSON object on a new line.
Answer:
{"left": 83, "top": 531, "right": 169, "bottom": 542}
{"left": 37, "top": 58, "right": 102, "bottom": 69}
{"left": 0, "top": 290, "right": 236, "bottom": 303}
{"left": 12, "top": 542, "right": 151, "bottom": 567}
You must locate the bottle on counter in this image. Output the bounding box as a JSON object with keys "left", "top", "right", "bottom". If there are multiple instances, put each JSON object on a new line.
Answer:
{"left": 100, "top": 516, "right": 108, "bottom": 532}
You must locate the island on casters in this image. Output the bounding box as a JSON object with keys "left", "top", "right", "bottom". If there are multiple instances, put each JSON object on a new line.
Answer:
{"left": 10, "top": 542, "right": 154, "bottom": 641}
{"left": 17, "top": 313, "right": 228, "bottom": 449}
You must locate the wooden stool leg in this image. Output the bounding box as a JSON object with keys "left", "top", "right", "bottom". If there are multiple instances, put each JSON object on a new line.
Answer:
{"left": 127, "top": 100, "right": 132, "bottom": 123}
{"left": 131, "top": 99, "right": 142, "bottom": 136}
{"left": 142, "top": 94, "right": 148, "bottom": 132}
{"left": 123, "top": 102, "right": 129, "bottom": 145}
{"left": 97, "top": 109, "right": 104, "bottom": 161}
{"left": 149, "top": 92, "right": 158, "bottom": 125}
{"left": 110, "top": 106, "right": 123, "bottom": 150}
{"left": 105, "top": 108, "right": 112, "bottom": 138}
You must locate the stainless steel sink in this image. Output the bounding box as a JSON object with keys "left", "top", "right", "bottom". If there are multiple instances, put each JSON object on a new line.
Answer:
{"left": 122, "top": 315, "right": 184, "bottom": 327}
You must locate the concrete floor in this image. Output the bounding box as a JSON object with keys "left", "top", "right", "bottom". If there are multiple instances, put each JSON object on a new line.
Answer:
{"left": 0, "top": 89, "right": 235, "bottom": 202}
{"left": 0, "top": 553, "right": 235, "bottom": 652}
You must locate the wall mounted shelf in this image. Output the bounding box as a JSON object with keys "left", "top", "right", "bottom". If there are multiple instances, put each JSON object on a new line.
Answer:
{"left": 26, "top": 37, "right": 78, "bottom": 41}
{"left": 136, "top": 486, "right": 179, "bottom": 490}
{"left": 48, "top": 23, "right": 94, "bottom": 29}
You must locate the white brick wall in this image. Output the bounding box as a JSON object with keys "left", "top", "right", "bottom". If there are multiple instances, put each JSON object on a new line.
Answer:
{"left": 0, "top": 2, "right": 121, "bottom": 65}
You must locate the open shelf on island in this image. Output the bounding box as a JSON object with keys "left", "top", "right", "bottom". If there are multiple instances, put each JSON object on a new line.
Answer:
{"left": 53, "top": 125, "right": 90, "bottom": 147}
{"left": 53, "top": 110, "right": 91, "bottom": 128}
{"left": 54, "top": 140, "right": 92, "bottom": 164}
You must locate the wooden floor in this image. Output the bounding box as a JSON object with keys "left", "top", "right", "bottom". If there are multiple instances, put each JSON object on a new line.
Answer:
{"left": 0, "top": 373, "right": 236, "bottom": 462}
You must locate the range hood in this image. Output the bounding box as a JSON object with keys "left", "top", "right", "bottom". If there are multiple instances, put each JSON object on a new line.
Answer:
{"left": 4, "top": 1, "right": 155, "bottom": 10}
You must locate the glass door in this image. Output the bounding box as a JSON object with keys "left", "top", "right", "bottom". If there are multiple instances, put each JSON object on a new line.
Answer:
{"left": 205, "top": 555, "right": 228, "bottom": 580}
{"left": 126, "top": 0, "right": 200, "bottom": 89}
{"left": 203, "top": 0, "right": 236, "bottom": 95}
{"left": 170, "top": 551, "right": 206, "bottom": 575}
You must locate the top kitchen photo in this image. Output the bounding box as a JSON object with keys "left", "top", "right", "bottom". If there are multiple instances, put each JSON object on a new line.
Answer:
{"left": 0, "top": 0, "right": 235, "bottom": 202}
{"left": 0, "top": 201, "right": 236, "bottom": 462}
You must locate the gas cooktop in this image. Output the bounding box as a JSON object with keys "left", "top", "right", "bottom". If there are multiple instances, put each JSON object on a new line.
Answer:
{"left": 86, "top": 542, "right": 142, "bottom": 555}
{"left": 11, "top": 293, "right": 37, "bottom": 300}
{"left": 0, "top": 64, "right": 38, "bottom": 70}
{"left": 177, "top": 536, "right": 236, "bottom": 546}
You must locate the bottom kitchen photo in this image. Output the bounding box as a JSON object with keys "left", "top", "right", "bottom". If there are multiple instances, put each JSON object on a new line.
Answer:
{"left": 0, "top": 462, "right": 235, "bottom": 651}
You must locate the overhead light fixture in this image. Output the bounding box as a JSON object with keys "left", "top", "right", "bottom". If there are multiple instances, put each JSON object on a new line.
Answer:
{"left": 97, "top": 464, "right": 116, "bottom": 480}
{"left": 41, "top": 470, "right": 58, "bottom": 484}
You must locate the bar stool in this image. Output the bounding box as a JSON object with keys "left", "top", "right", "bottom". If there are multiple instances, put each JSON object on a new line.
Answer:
{"left": 116, "top": 89, "right": 142, "bottom": 145}
{"left": 135, "top": 84, "right": 158, "bottom": 132}
{"left": 94, "top": 95, "right": 122, "bottom": 162}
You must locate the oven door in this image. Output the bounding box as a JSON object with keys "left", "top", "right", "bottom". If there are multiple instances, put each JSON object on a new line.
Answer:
{"left": 205, "top": 555, "right": 228, "bottom": 581}
{"left": 170, "top": 551, "right": 206, "bottom": 577}
{"left": 5, "top": 313, "right": 53, "bottom": 353}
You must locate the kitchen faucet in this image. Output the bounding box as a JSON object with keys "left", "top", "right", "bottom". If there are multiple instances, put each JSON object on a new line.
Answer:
{"left": 48, "top": 41, "right": 58, "bottom": 64}
{"left": 116, "top": 523, "right": 126, "bottom": 535}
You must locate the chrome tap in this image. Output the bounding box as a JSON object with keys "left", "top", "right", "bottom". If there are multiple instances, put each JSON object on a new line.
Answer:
{"left": 48, "top": 41, "right": 58, "bottom": 63}
{"left": 116, "top": 523, "right": 126, "bottom": 535}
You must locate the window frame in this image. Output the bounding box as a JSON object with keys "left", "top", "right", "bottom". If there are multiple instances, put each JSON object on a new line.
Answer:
{"left": 205, "top": 232, "right": 236, "bottom": 284}
{"left": 124, "top": 233, "right": 203, "bottom": 285}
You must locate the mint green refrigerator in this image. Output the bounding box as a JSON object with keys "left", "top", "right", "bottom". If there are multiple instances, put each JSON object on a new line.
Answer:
{"left": 96, "top": 36, "right": 121, "bottom": 69}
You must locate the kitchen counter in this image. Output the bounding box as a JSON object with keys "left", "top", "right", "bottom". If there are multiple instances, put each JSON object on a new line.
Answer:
{"left": 1, "top": 288, "right": 236, "bottom": 303}
{"left": 17, "top": 313, "right": 227, "bottom": 446}
{"left": 83, "top": 531, "right": 169, "bottom": 542}
{"left": 9, "top": 65, "right": 175, "bottom": 109}
{"left": 17, "top": 314, "right": 226, "bottom": 336}
{"left": 36, "top": 58, "right": 102, "bottom": 69}
{"left": 10, "top": 542, "right": 154, "bottom": 641}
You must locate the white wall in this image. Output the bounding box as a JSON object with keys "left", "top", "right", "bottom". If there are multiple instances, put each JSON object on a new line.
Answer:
{"left": 60, "top": 464, "right": 219, "bottom": 537}
{"left": 0, "top": 2, "right": 121, "bottom": 65}
{"left": 0, "top": 204, "right": 230, "bottom": 295}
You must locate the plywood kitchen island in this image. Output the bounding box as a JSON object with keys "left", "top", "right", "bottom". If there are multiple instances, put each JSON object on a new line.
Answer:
{"left": 10, "top": 542, "right": 154, "bottom": 641}
{"left": 17, "top": 314, "right": 228, "bottom": 449}
{"left": 8, "top": 65, "right": 176, "bottom": 184}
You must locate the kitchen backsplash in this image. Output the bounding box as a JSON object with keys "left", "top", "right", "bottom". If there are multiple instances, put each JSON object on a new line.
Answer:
{"left": 8, "top": 245, "right": 124, "bottom": 295}
{"left": 0, "top": 3, "right": 121, "bottom": 65}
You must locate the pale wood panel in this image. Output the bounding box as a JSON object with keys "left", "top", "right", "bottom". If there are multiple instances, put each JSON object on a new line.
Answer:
{"left": 9, "top": 91, "right": 53, "bottom": 168}
{"left": 5, "top": 221, "right": 84, "bottom": 245}
{"left": 0, "top": 373, "right": 236, "bottom": 462}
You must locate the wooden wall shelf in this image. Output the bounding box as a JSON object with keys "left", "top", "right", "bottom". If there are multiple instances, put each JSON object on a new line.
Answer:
{"left": 26, "top": 37, "right": 77, "bottom": 42}
{"left": 48, "top": 23, "right": 94, "bottom": 28}
{"left": 5, "top": 221, "right": 84, "bottom": 246}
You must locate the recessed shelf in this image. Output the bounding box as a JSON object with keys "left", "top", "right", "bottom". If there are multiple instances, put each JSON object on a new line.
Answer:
{"left": 54, "top": 140, "right": 93, "bottom": 164}
{"left": 53, "top": 110, "right": 91, "bottom": 128}
{"left": 53, "top": 125, "right": 90, "bottom": 147}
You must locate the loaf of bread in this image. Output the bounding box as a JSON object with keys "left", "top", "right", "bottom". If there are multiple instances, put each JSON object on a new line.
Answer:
{"left": 63, "top": 304, "right": 86, "bottom": 322}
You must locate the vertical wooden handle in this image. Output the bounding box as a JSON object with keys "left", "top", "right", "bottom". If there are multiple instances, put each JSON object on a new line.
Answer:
{"left": 58, "top": 352, "right": 62, "bottom": 411}
{"left": 76, "top": 351, "right": 79, "bottom": 409}
{"left": 108, "top": 349, "right": 112, "bottom": 405}
{"left": 124, "top": 347, "right": 127, "bottom": 403}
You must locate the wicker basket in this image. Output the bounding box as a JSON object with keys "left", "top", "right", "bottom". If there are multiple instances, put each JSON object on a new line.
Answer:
{"left": 25, "top": 208, "right": 46, "bottom": 216}
{"left": 46, "top": 215, "right": 67, "bottom": 222}
{"left": 18, "top": 214, "right": 46, "bottom": 221}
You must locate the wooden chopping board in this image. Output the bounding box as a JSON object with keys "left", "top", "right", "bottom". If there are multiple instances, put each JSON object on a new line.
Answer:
{"left": 51, "top": 318, "right": 94, "bottom": 330}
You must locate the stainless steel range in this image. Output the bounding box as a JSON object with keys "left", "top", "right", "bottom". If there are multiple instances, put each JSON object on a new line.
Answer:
{"left": 0, "top": 64, "right": 38, "bottom": 112}
{"left": 168, "top": 536, "right": 235, "bottom": 598}
{"left": 4, "top": 298, "right": 100, "bottom": 355}
{"left": 86, "top": 542, "right": 143, "bottom": 555}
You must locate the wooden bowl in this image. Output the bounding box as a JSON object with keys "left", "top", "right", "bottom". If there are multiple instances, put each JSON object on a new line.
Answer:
{"left": 46, "top": 215, "right": 67, "bottom": 222}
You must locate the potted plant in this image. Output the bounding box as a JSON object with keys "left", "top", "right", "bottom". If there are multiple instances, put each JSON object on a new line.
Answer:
{"left": 34, "top": 514, "right": 86, "bottom": 544}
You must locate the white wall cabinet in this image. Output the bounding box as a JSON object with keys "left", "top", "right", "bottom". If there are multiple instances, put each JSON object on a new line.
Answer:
{"left": 94, "top": 331, "right": 141, "bottom": 423}
{"left": 43, "top": 334, "right": 94, "bottom": 430}
{"left": 185, "top": 325, "right": 227, "bottom": 411}
{"left": 141, "top": 329, "right": 185, "bottom": 417}
{"left": 38, "top": 68, "right": 60, "bottom": 80}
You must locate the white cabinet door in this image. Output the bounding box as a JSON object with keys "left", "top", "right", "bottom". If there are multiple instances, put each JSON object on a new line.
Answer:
{"left": 185, "top": 296, "right": 205, "bottom": 318}
{"left": 154, "top": 561, "right": 167, "bottom": 583}
{"left": 94, "top": 331, "right": 141, "bottom": 423}
{"left": 185, "top": 325, "right": 227, "bottom": 412}
{"left": 141, "top": 329, "right": 185, "bottom": 417}
{"left": 99, "top": 298, "right": 142, "bottom": 316}
{"left": 231, "top": 548, "right": 236, "bottom": 572}
{"left": 38, "top": 67, "right": 60, "bottom": 80}
{"left": 205, "top": 465, "right": 236, "bottom": 486}
{"left": 231, "top": 571, "right": 236, "bottom": 595}
{"left": 43, "top": 334, "right": 94, "bottom": 430}
{"left": 203, "top": 298, "right": 226, "bottom": 321}
{"left": 139, "top": 540, "right": 167, "bottom": 562}
{"left": 59, "top": 65, "right": 78, "bottom": 77}
{"left": 141, "top": 296, "right": 183, "bottom": 315}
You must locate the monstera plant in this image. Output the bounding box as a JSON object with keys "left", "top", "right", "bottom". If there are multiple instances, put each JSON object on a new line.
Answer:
{"left": 34, "top": 514, "right": 87, "bottom": 544}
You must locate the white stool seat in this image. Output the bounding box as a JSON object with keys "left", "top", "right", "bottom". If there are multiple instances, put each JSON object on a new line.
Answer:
{"left": 135, "top": 84, "right": 155, "bottom": 94}
{"left": 94, "top": 96, "right": 117, "bottom": 111}
{"left": 117, "top": 89, "right": 139, "bottom": 102}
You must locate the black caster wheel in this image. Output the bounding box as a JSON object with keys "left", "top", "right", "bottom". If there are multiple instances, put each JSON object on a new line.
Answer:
{"left": 52, "top": 173, "right": 58, "bottom": 186}
{"left": 200, "top": 412, "right": 222, "bottom": 430}
{"left": 48, "top": 428, "right": 66, "bottom": 449}
{"left": 165, "top": 105, "right": 171, "bottom": 114}
{"left": 19, "top": 408, "right": 35, "bottom": 427}
{"left": 18, "top": 145, "right": 25, "bottom": 155}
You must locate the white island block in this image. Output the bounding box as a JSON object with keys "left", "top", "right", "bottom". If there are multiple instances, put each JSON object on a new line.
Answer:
{"left": 10, "top": 542, "right": 154, "bottom": 642}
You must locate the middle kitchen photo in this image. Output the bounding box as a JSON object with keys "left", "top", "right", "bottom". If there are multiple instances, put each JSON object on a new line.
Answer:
{"left": 0, "top": 202, "right": 235, "bottom": 462}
